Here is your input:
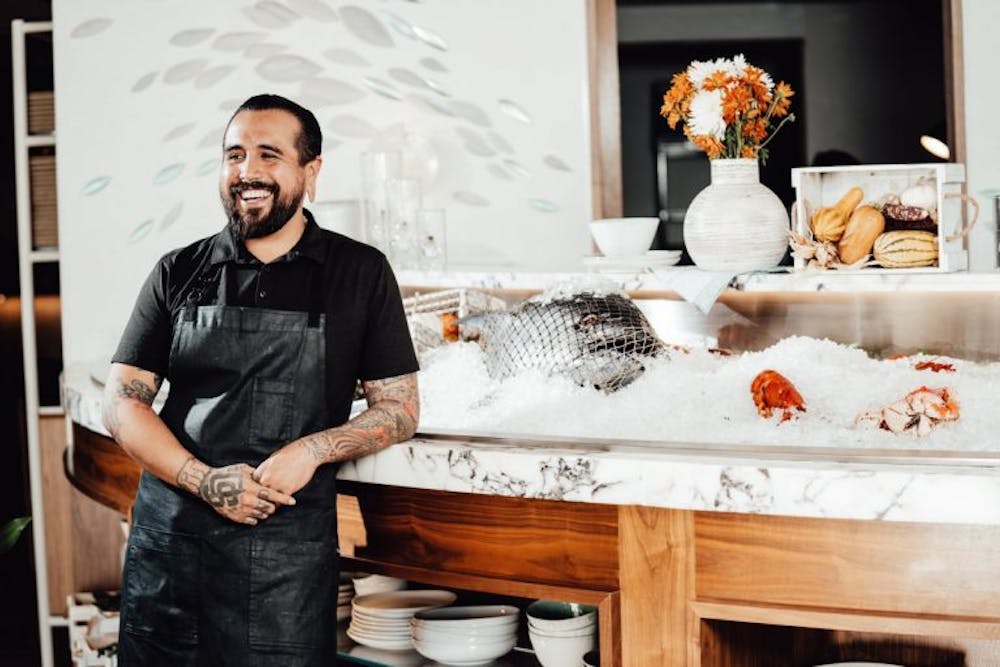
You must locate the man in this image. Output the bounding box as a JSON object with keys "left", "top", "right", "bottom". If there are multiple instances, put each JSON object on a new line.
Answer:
{"left": 102, "top": 94, "right": 419, "bottom": 665}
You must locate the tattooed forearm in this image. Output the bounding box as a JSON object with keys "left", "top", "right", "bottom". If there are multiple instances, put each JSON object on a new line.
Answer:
{"left": 198, "top": 465, "right": 244, "bottom": 508}
{"left": 298, "top": 373, "right": 419, "bottom": 465}
{"left": 364, "top": 373, "right": 420, "bottom": 423}
{"left": 176, "top": 456, "right": 210, "bottom": 495}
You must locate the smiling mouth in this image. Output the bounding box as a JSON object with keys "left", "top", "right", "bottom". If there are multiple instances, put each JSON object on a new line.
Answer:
{"left": 238, "top": 188, "right": 272, "bottom": 203}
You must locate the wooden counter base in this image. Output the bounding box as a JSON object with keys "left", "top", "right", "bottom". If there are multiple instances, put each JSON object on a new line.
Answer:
{"left": 70, "top": 424, "right": 1000, "bottom": 665}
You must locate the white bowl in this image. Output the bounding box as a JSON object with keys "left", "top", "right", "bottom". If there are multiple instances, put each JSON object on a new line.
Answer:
{"left": 412, "top": 622, "right": 519, "bottom": 640}
{"left": 589, "top": 217, "right": 659, "bottom": 257}
{"left": 413, "top": 634, "right": 516, "bottom": 665}
{"left": 526, "top": 600, "right": 597, "bottom": 632}
{"left": 527, "top": 622, "right": 596, "bottom": 639}
{"left": 352, "top": 573, "right": 408, "bottom": 596}
{"left": 528, "top": 629, "right": 596, "bottom": 667}
{"left": 412, "top": 624, "right": 517, "bottom": 644}
{"left": 413, "top": 605, "right": 520, "bottom": 627}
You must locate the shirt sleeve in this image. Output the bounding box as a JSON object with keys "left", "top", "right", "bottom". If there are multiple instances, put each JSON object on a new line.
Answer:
{"left": 358, "top": 255, "right": 419, "bottom": 381}
{"left": 110, "top": 258, "right": 173, "bottom": 377}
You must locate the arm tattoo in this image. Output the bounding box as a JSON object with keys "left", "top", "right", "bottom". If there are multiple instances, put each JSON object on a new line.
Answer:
{"left": 116, "top": 377, "right": 160, "bottom": 405}
{"left": 102, "top": 374, "right": 162, "bottom": 439}
{"left": 176, "top": 456, "right": 208, "bottom": 494}
{"left": 198, "top": 465, "right": 244, "bottom": 508}
{"left": 300, "top": 373, "right": 419, "bottom": 465}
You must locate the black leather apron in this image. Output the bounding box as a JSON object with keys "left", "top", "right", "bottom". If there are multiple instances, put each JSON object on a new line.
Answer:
{"left": 119, "top": 262, "right": 337, "bottom": 666}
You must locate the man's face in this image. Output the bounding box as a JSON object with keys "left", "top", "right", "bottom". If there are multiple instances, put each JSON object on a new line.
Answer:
{"left": 219, "top": 108, "right": 320, "bottom": 241}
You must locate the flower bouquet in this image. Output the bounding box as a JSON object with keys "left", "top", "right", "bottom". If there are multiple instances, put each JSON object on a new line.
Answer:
{"left": 659, "top": 54, "right": 795, "bottom": 163}
{"left": 658, "top": 54, "right": 796, "bottom": 271}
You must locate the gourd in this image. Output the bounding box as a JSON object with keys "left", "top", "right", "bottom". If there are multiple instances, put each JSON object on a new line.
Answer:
{"left": 837, "top": 206, "right": 885, "bottom": 264}
{"left": 872, "top": 230, "right": 938, "bottom": 268}
{"left": 899, "top": 179, "right": 937, "bottom": 212}
{"left": 811, "top": 187, "right": 864, "bottom": 242}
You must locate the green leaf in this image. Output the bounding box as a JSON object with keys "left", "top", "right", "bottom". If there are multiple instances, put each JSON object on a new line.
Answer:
{"left": 0, "top": 517, "right": 31, "bottom": 556}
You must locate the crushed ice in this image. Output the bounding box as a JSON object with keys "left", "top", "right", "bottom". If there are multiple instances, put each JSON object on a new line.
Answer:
{"left": 418, "top": 335, "right": 1000, "bottom": 451}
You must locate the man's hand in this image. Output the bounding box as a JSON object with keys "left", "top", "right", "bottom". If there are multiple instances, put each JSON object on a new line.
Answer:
{"left": 252, "top": 442, "right": 319, "bottom": 496}
{"left": 177, "top": 458, "right": 296, "bottom": 526}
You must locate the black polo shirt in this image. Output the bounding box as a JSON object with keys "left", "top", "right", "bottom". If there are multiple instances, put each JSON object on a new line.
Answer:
{"left": 112, "top": 210, "right": 419, "bottom": 426}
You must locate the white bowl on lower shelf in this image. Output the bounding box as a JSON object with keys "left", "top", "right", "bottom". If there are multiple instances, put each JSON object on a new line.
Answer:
{"left": 412, "top": 633, "right": 516, "bottom": 665}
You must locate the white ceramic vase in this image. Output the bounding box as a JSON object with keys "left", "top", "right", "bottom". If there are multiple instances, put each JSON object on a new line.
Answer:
{"left": 683, "top": 158, "right": 789, "bottom": 272}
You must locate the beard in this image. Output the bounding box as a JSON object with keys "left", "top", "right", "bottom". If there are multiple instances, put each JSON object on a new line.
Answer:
{"left": 222, "top": 179, "right": 304, "bottom": 243}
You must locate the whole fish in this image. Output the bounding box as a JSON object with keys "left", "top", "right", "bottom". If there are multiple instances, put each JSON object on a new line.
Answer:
{"left": 461, "top": 292, "right": 665, "bottom": 392}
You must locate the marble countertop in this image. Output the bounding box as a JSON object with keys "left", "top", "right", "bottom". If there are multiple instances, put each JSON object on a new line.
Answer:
{"left": 64, "top": 362, "right": 1000, "bottom": 527}
{"left": 397, "top": 267, "right": 1000, "bottom": 293}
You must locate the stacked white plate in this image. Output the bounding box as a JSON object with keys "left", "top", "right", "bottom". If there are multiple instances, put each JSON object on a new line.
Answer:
{"left": 336, "top": 572, "right": 355, "bottom": 623}
{"left": 347, "top": 589, "right": 457, "bottom": 651}
{"left": 410, "top": 605, "right": 519, "bottom": 665}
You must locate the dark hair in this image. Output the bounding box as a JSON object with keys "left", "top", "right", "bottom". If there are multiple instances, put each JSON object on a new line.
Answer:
{"left": 227, "top": 94, "right": 322, "bottom": 165}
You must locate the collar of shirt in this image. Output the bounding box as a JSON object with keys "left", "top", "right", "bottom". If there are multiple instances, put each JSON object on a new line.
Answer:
{"left": 209, "top": 208, "right": 327, "bottom": 266}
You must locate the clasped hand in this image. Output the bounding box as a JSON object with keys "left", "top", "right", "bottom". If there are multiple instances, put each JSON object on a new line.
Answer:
{"left": 201, "top": 442, "right": 316, "bottom": 526}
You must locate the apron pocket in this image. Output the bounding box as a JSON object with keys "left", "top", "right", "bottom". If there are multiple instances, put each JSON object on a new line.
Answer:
{"left": 248, "top": 537, "right": 336, "bottom": 649}
{"left": 121, "top": 525, "right": 200, "bottom": 644}
{"left": 249, "top": 378, "right": 294, "bottom": 443}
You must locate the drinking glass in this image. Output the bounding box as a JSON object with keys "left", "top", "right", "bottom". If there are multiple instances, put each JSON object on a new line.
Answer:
{"left": 386, "top": 177, "right": 422, "bottom": 269}
{"left": 359, "top": 151, "right": 401, "bottom": 253}
{"left": 415, "top": 209, "right": 447, "bottom": 271}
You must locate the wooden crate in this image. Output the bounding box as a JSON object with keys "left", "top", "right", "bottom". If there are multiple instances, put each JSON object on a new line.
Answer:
{"left": 29, "top": 153, "right": 58, "bottom": 248}
{"left": 791, "top": 163, "right": 969, "bottom": 272}
{"left": 28, "top": 90, "right": 54, "bottom": 134}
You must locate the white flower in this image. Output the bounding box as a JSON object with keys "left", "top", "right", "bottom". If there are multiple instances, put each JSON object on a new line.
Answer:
{"left": 688, "top": 89, "right": 726, "bottom": 139}
{"left": 730, "top": 53, "right": 747, "bottom": 76}
{"left": 761, "top": 71, "right": 774, "bottom": 91}
{"left": 687, "top": 57, "right": 730, "bottom": 88}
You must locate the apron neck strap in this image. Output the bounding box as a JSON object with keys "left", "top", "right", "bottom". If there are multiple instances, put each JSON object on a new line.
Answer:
{"left": 307, "top": 264, "right": 324, "bottom": 328}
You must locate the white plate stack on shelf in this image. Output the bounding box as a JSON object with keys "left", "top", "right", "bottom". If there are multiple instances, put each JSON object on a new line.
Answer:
{"left": 409, "top": 605, "right": 520, "bottom": 666}
{"left": 347, "top": 589, "right": 457, "bottom": 651}
{"left": 527, "top": 600, "right": 598, "bottom": 667}
{"left": 336, "top": 572, "right": 355, "bottom": 623}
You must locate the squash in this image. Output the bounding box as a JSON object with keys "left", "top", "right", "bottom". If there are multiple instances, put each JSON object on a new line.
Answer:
{"left": 872, "top": 230, "right": 938, "bottom": 268}
{"left": 837, "top": 206, "right": 885, "bottom": 264}
{"left": 811, "top": 187, "right": 864, "bottom": 242}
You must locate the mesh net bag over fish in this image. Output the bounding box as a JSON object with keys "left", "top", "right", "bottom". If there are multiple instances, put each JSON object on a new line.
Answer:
{"left": 460, "top": 291, "right": 665, "bottom": 392}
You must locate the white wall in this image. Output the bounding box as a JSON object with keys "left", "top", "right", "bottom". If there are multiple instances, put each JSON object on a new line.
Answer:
{"left": 53, "top": 0, "right": 593, "bottom": 366}
{"left": 962, "top": 0, "right": 1000, "bottom": 270}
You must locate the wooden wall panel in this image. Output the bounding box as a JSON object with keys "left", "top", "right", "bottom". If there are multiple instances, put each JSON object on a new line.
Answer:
{"left": 40, "top": 417, "right": 125, "bottom": 615}
{"left": 618, "top": 506, "right": 697, "bottom": 667}
{"left": 587, "top": 0, "right": 622, "bottom": 219}
{"left": 696, "top": 511, "right": 1000, "bottom": 620}
{"left": 340, "top": 481, "right": 618, "bottom": 592}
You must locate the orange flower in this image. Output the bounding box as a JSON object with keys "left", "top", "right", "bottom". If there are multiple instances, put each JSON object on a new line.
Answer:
{"left": 743, "top": 66, "right": 771, "bottom": 102}
{"left": 703, "top": 71, "right": 730, "bottom": 92}
{"left": 742, "top": 118, "right": 767, "bottom": 143}
{"left": 772, "top": 81, "right": 794, "bottom": 118}
{"left": 722, "top": 86, "right": 751, "bottom": 124}
{"left": 741, "top": 145, "right": 757, "bottom": 159}
{"left": 690, "top": 134, "right": 724, "bottom": 159}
